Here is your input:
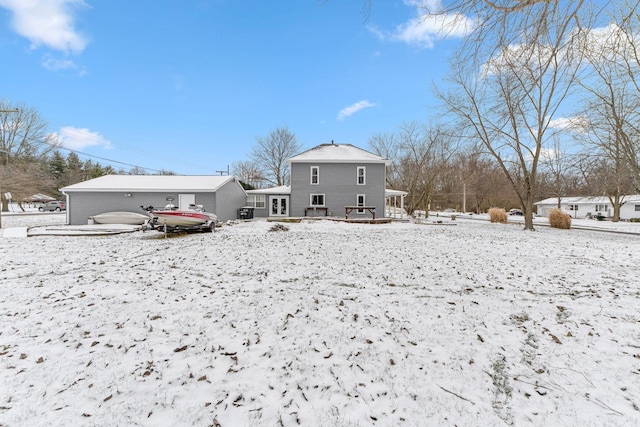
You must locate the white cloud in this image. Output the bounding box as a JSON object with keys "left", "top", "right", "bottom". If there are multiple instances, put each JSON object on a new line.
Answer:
{"left": 393, "top": 13, "right": 472, "bottom": 48}
{"left": 337, "top": 100, "right": 377, "bottom": 121}
{"left": 42, "top": 54, "right": 77, "bottom": 70}
{"left": 0, "top": 0, "right": 88, "bottom": 54}
{"left": 55, "top": 126, "right": 111, "bottom": 150}
{"left": 548, "top": 116, "right": 590, "bottom": 134}
{"left": 540, "top": 148, "right": 558, "bottom": 161}
{"left": 369, "top": 0, "right": 473, "bottom": 48}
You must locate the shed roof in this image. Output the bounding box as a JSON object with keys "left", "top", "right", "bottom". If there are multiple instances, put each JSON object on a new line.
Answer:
{"left": 62, "top": 175, "right": 238, "bottom": 193}
{"left": 288, "top": 143, "right": 390, "bottom": 164}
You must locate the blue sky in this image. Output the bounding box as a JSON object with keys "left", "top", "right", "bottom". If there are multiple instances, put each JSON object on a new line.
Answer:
{"left": 0, "top": 0, "right": 469, "bottom": 174}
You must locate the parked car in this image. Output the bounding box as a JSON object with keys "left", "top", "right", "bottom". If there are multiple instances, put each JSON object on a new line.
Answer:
{"left": 508, "top": 208, "right": 523, "bottom": 216}
{"left": 39, "top": 201, "right": 66, "bottom": 212}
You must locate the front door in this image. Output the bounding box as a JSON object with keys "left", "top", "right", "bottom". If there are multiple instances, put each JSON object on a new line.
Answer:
{"left": 270, "top": 196, "right": 288, "bottom": 217}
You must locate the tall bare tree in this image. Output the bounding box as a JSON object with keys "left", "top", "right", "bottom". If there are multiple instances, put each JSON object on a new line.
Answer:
{"left": 578, "top": 3, "right": 640, "bottom": 196}
{"left": 436, "top": 1, "right": 596, "bottom": 230}
{"left": 251, "top": 126, "right": 301, "bottom": 186}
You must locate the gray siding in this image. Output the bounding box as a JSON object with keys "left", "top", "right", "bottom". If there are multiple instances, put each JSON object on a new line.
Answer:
{"left": 212, "top": 179, "right": 248, "bottom": 222}
{"left": 251, "top": 203, "right": 269, "bottom": 218}
{"left": 290, "top": 162, "right": 386, "bottom": 218}
{"left": 249, "top": 194, "right": 287, "bottom": 218}
{"left": 65, "top": 180, "right": 246, "bottom": 225}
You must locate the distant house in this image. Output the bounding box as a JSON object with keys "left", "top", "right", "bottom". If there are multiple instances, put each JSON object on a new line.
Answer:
{"left": 246, "top": 143, "right": 407, "bottom": 219}
{"left": 61, "top": 175, "right": 247, "bottom": 225}
{"left": 535, "top": 195, "right": 640, "bottom": 220}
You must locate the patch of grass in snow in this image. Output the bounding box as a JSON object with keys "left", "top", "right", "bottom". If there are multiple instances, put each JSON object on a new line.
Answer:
{"left": 490, "top": 354, "right": 514, "bottom": 425}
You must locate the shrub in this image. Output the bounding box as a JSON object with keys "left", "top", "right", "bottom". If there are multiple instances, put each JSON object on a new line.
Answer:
{"left": 489, "top": 207, "right": 507, "bottom": 223}
{"left": 549, "top": 208, "right": 571, "bottom": 229}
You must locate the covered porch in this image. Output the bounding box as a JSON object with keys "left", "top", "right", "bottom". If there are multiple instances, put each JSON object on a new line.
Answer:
{"left": 385, "top": 189, "right": 409, "bottom": 220}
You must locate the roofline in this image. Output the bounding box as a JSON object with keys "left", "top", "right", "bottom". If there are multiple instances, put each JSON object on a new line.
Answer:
{"left": 535, "top": 195, "right": 640, "bottom": 205}
{"left": 287, "top": 143, "right": 391, "bottom": 165}
{"left": 288, "top": 158, "right": 390, "bottom": 165}
{"left": 61, "top": 175, "right": 238, "bottom": 193}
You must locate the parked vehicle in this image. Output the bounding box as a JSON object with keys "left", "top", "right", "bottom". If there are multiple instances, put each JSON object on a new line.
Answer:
{"left": 509, "top": 209, "right": 523, "bottom": 216}
{"left": 38, "top": 201, "right": 66, "bottom": 212}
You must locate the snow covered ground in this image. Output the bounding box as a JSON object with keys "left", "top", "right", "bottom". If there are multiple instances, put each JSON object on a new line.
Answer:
{"left": 1, "top": 213, "right": 639, "bottom": 426}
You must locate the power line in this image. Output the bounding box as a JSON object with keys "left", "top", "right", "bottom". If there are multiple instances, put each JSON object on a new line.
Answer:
{"left": 46, "top": 142, "right": 170, "bottom": 174}
{"left": 48, "top": 122, "right": 217, "bottom": 173}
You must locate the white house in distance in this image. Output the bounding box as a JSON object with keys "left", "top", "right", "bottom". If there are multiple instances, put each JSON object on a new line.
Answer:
{"left": 535, "top": 195, "right": 640, "bottom": 220}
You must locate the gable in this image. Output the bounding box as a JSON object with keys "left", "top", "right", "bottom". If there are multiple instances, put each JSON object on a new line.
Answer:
{"left": 288, "top": 143, "right": 390, "bottom": 165}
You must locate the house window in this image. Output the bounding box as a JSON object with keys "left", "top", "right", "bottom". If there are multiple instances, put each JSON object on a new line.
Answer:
{"left": 357, "top": 166, "right": 366, "bottom": 185}
{"left": 310, "top": 194, "right": 325, "bottom": 207}
{"left": 568, "top": 205, "right": 578, "bottom": 211}
{"left": 357, "top": 194, "right": 365, "bottom": 213}
{"left": 635, "top": 204, "right": 640, "bottom": 212}
{"left": 246, "top": 194, "right": 265, "bottom": 209}
{"left": 595, "top": 204, "right": 608, "bottom": 212}
{"left": 311, "top": 166, "right": 319, "bottom": 185}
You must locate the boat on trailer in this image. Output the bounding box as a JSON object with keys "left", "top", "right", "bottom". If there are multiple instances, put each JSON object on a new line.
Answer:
{"left": 142, "top": 204, "right": 218, "bottom": 232}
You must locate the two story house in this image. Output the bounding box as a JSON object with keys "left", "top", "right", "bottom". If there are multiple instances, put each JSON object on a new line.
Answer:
{"left": 247, "top": 143, "right": 405, "bottom": 219}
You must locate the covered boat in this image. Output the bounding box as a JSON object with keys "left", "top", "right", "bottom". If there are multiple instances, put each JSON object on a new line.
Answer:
{"left": 90, "top": 211, "right": 150, "bottom": 225}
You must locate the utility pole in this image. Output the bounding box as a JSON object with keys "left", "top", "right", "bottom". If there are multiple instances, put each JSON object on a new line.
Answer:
{"left": 0, "top": 108, "right": 19, "bottom": 229}
{"left": 462, "top": 182, "right": 466, "bottom": 213}
{"left": 215, "top": 165, "right": 229, "bottom": 176}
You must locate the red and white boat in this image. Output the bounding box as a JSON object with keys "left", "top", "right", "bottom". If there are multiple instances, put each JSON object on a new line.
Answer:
{"left": 143, "top": 204, "right": 218, "bottom": 232}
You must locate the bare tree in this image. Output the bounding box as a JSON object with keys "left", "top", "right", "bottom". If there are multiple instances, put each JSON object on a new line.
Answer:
{"left": 450, "top": 149, "right": 518, "bottom": 213}
{"left": 1, "top": 158, "right": 54, "bottom": 212}
{"left": 232, "top": 160, "right": 265, "bottom": 189}
{"left": 369, "top": 121, "right": 458, "bottom": 217}
{"left": 577, "top": 3, "right": 640, "bottom": 196}
{"left": 0, "top": 100, "right": 58, "bottom": 166}
{"left": 436, "top": 0, "right": 596, "bottom": 230}
{"left": 578, "top": 120, "right": 635, "bottom": 221}
{"left": 1, "top": 101, "right": 59, "bottom": 212}
{"left": 251, "top": 126, "right": 302, "bottom": 186}
{"left": 128, "top": 166, "right": 147, "bottom": 175}
{"left": 538, "top": 136, "right": 573, "bottom": 208}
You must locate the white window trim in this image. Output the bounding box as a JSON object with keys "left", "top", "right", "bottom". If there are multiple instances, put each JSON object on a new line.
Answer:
{"left": 311, "top": 166, "right": 319, "bottom": 185}
{"left": 357, "top": 166, "right": 366, "bottom": 185}
{"left": 356, "top": 194, "right": 365, "bottom": 213}
{"left": 246, "top": 194, "right": 266, "bottom": 209}
{"left": 310, "top": 194, "right": 325, "bottom": 207}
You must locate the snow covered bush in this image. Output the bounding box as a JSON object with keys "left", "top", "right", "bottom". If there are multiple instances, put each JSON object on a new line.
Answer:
{"left": 549, "top": 208, "right": 571, "bottom": 229}
{"left": 489, "top": 207, "right": 507, "bottom": 223}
